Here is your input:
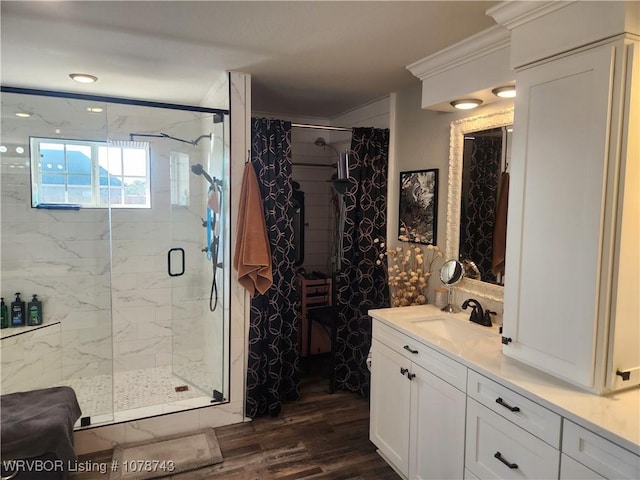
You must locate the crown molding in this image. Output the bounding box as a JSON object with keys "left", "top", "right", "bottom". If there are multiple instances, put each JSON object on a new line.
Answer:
{"left": 486, "top": 1, "right": 574, "bottom": 30}
{"left": 407, "top": 25, "right": 510, "bottom": 81}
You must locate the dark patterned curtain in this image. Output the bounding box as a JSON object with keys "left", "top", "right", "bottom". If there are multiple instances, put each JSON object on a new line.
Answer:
{"left": 245, "top": 118, "right": 299, "bottom": 418}
{"left": 459, "top": 136, "right": 502, "bottom": 282}
{"left": 334, "top": 127, "right": 390, "bottom": 397}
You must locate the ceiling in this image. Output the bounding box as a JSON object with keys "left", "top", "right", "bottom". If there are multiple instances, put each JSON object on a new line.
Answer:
{"left": 0, "top": 1, "right": 499, "bottom": 118}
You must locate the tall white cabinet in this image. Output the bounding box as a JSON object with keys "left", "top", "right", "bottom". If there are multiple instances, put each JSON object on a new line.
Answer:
{"left": 494, "top": 2, "right": 639, "bottom": 393}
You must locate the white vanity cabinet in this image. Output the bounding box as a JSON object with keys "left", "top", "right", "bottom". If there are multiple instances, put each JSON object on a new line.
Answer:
{"left": 502, "top": 34, "right": 639, "bottom": 393}
{"left": 369, "top": 308, "right": 639, "bottom": 480}
{"left": 370, "top": 321, "right": 467, "bottom": 480}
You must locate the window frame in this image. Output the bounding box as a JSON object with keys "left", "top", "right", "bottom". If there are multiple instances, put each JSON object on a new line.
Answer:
{"left": 30, "top": 136, "right": 151, "bottom": 209}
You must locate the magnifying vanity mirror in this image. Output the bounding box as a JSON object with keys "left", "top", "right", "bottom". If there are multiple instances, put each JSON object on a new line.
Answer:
{"left": 446, "top": 108, "right": 513, "bottom": 302}
{"left": 439, "top": 259, "right": 464, "bottom": 313}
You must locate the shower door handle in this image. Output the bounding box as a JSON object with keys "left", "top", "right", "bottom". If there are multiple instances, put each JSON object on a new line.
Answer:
{"left": 168, "top": 248, "right": 185, "bottom": 277}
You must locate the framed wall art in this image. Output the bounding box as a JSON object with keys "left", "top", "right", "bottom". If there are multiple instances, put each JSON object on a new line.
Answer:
{"left": 398, "top": 168, "right": 438, "bottom": 245}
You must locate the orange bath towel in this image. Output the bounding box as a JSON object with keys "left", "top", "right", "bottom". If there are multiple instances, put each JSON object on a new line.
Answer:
{"left": 233, "top": 163, "right": 273, "bottom": 295}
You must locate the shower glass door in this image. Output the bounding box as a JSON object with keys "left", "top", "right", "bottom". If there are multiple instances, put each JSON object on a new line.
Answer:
{"left": 0, "top": 90, "right": 115, "bottom": 426}
{"left": 169, "top": 111, "right": 229, "bottom": 404}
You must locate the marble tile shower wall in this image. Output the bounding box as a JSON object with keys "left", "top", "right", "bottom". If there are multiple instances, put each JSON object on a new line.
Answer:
{"left": 1, "top": 168, "right": 112, "bottom": 390}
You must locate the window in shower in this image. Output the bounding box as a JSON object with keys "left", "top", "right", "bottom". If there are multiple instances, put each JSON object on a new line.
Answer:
{"left": 30, "top": 137, "right": 151, "bottom": 208}
{"left": 170, "top": 151, "right": 190, "bottom": 207}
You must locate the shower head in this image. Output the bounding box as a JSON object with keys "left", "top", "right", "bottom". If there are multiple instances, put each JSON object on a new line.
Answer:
{"left": 314, "top": 137, "right": 339, "bottom": 157}
{"left": 191, "top": 163, "right": 215, "bottom": 186}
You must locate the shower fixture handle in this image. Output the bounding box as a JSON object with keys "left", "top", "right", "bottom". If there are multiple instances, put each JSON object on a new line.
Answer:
{"left": 167, "top": 248, "right": 185, "bottom": 277}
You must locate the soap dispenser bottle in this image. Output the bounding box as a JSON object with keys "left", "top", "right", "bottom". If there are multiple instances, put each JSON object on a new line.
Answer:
{"left": 1, "top": 298, "right": 8, "bottom": 329}
{"left": 11, "top": 293, "right": 25, "bottom": 326}
{"left": 27, "top": 295, "right": 43, "bottom": 326}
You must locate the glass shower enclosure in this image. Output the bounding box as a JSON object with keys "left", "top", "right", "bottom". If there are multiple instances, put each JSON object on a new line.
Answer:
{"left": 0, "top": 88, "right": 230, "bottom": 426}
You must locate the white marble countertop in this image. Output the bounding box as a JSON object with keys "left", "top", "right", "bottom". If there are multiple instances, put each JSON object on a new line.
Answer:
{"left": 369, "top": 304, "right": 640, "bottom": 456}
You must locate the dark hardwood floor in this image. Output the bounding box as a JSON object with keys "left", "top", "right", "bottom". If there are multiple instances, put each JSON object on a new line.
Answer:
{"left": 74, "top": 356, "right": 400, "bottom": 479}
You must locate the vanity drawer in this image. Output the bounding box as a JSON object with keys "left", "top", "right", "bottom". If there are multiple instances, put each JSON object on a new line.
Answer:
{"left": 562, "top": 420, "right": 640, "bottom": 480}
{"left": 560, "top": 454, "right": 605, "bottom": 479}
{"left": 373, "top": 320, "right": 467, "bottom": 391}
{"left": 467, "top": 369, "right": 561, "bottom": 447}
{"left": 466, "top": 399, "right": 559, "bottom": 480}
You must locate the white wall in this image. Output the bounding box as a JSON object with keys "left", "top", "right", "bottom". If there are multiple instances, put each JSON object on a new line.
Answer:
{"left": 392, "top": 81, "right": 513, "bottom": 304}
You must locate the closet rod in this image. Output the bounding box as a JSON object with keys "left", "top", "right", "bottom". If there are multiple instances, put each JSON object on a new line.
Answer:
{"left": 291, "top": 123, "right": 352, "bottom": 132}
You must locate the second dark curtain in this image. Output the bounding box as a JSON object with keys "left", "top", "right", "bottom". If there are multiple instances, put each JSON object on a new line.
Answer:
{"left": 334, "top": 127, "right": 390, "bottom": 397}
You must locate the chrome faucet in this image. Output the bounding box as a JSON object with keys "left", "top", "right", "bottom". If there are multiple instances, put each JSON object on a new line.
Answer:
{"left": 461, "top": 298, "right": 495, "bottom": 327}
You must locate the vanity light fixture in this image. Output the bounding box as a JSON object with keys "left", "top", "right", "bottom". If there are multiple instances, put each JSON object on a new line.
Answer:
{"left": 492, "top": 86, "right": 516, "bottom": 98}
{"left": 15, "top": 112, "right": 31, "bottom": 118}
{"left": 451, "top": 99, "right": 483, "bottom": 110}
{"left": 69, "top": 73, "right": 98, "bottom": 84}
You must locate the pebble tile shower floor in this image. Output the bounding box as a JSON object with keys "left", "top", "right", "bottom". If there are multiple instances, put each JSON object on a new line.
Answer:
{"left": 57, "top": 366, "right": 210, "bottom": 421}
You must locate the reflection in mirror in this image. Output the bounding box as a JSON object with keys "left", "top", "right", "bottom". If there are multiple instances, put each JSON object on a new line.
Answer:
{"left": 461, "top": 259, "right": 481, "bottom": 280}
{"left": 446, "top": 108, "right": 513, "bottom": 302}
{"left": 439, "top": 259, "right": 464, "bottom": 313}
{"left": 459, "top": 125, "right": 512, "bottom": 285}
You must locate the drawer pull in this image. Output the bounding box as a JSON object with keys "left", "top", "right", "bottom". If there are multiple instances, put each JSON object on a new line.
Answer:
{"left": 400, "top": 367, "right": 409, "bottom": 376}
{"left": 496, "top": 397, "right": 520, "bottom": 412}
{"left": 494, "top": 451, "right": 518, "bottom": 469}
{"left": 407, "top": 372, "right": 416, "bottom": 380}
{"left": 403, "top": 345, "right": 419, "bottom": 354}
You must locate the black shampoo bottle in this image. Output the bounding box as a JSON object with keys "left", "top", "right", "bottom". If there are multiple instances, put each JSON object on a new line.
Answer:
{"left": 1, "top": 298, "right": 8, "bottom": 329}
{"left": 11, "top": 292, "right": 25, "bottom": 326}
{"left": 27, "top": 295, "right": 43, "bottom": 326}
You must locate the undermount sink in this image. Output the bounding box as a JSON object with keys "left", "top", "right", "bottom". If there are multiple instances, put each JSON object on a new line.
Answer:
{"left": 409, "top": 315, "right": 497, "bottom": 343}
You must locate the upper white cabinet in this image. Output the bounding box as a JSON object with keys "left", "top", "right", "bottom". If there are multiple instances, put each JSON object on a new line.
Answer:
{"left": 496, "top": 0, "right": 639, "bottom": 393}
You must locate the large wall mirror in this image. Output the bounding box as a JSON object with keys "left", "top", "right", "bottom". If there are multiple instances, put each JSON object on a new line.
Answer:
{"left": 446, "top": 108, "right": 513, "bottom": 302}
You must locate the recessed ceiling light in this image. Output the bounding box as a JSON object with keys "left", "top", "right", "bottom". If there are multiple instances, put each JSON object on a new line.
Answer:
{"left": 87, "top": 107, "right": 104, "bottom": 113}
{"left": 15, "top": 112, "right": 31, "bottom": 118}
{"left": 451, "top": 99, "right": 483, "bottom": 110}
{"left": 15, "top": 147, "right": 24, "bottom": 154}
{"left": 69, "top": 73, "right": 98, "bottom": 84}
{"left": 492, "top": 86, "right": 516, "bottom": 98}
{"left": 0, "top": 146, "right": 7, "bottom": 153}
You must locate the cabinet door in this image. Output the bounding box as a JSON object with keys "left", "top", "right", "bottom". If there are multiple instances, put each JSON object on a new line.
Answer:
{"left": 503, "top": 43, "right": 616, "bottom": 388}
{"left": 409, "top": 363, "right": 466, "bottom": 480}
{"left": 370, "top": 339, "right": 411, "bottom": 477}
